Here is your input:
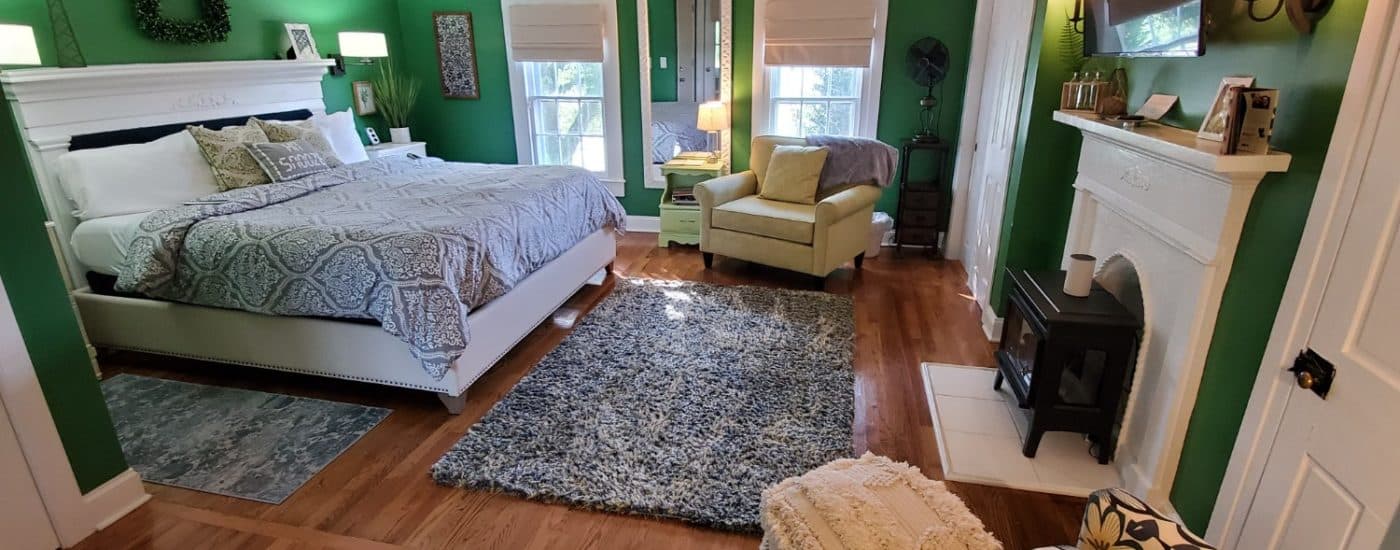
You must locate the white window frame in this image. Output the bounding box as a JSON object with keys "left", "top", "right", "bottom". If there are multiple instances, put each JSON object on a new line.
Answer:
{"left": 750, "top": 0, "right": 888, "bottom": 140}
{"left": 503, "top": 0, "right": 626, "bottom": 197}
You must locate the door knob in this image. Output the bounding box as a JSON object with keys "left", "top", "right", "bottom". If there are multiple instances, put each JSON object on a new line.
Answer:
{"left": 1295, "top": 371, "right": 1314, "bottom": 390}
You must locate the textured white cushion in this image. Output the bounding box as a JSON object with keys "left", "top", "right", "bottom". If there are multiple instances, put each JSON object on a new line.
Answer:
{"left": 312, "top": 109, "right": 370, "bottom": 164}
{"left": 760, "top": 453, "right": 1002, "bottom": 550}
{"left": 57, "top": 131, "right": 220, "bottom": 220}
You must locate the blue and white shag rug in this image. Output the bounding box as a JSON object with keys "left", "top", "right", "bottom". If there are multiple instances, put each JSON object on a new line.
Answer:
{"left": 101, "top": 374, "right": 389, "bottom": 504}
{"left": 431, "top": 277, "right": 855, "bottom": 531}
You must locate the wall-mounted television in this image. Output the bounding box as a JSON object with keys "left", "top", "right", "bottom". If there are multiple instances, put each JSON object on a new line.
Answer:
{"left": 1084, "top": 0, "right": 1205, "bottom": 57}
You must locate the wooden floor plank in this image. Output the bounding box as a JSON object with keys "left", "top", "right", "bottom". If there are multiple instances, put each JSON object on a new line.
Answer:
{"left": 72, "top": 234, "right": 1083, "bottom": 550}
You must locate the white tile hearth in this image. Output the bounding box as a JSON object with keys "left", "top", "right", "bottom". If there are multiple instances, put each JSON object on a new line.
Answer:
{"left": 921, "top": 363, "right": 1123, "bottom": 497}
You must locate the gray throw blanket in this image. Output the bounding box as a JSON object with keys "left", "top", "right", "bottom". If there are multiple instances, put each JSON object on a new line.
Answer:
{"left": 116, "top": 157, "right": 627, "bottom": 380}
{"left": 805, "top": 135, "right": 899, "bottom": 190}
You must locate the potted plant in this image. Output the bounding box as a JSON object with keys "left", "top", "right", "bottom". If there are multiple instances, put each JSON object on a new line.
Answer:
{"left": 373, "top": 58, "right": 420, "bottom": 143}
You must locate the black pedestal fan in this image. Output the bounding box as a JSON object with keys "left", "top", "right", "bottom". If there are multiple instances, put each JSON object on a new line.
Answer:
{"left": 907, "top": 37, "right": 950, "bottom": 143}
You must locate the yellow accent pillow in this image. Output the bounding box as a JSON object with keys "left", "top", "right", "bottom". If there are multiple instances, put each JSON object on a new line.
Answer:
{"left": 759, "top": 145, "right": 829, "bottom": 205}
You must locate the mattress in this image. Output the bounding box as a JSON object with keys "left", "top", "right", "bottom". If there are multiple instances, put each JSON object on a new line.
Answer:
{"left": 70, "top": 212, "right": 147, "bottom": 276}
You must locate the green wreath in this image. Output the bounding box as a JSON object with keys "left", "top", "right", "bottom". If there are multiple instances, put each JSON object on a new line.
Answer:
{"left": 133, "top": 0, "right": 230, "bottom": 44}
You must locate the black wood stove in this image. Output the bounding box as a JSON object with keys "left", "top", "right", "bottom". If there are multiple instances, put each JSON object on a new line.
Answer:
{"left": 995, "top": 269, "right": 1141, "bottom": 464}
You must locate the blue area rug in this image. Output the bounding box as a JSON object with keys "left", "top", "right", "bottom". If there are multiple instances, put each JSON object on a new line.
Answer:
{"left": 101, "top": 374, "right": 390, "bottom": 504}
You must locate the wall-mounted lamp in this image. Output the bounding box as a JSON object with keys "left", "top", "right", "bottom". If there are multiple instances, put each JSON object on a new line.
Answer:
{"left": 1068, "top": 0, "right": 1086, "bottom": 34}
{"left": 330, "top": 32, "right": 389, "bottom": 76}
{"left": 0, "top": 23, "right": 42, "bottom": 67}
{"left": 1245, "top": 0, "right": 1331, "bottom": 33}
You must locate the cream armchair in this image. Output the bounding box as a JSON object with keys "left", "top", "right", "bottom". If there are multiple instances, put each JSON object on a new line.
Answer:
{"left": 695, "top": 135, "right": 883, "bottom": 279}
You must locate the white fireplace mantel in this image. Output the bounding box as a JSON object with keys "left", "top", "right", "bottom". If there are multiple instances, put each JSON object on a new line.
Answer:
{"left": 1053, "top": 111, "right": 1290, "bottom": 510}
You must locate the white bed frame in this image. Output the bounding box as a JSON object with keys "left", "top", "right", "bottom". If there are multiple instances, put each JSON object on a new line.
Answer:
{"left": 0, "top": 60, "right": 616, "bottom": 412}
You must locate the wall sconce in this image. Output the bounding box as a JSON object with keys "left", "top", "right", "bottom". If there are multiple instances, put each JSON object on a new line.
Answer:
{"left": 1068, "top": 0, "right": 1086, "bottom": 34}
{"left": 0, "top": 23, "right": 42, "bottom": 67}
{"left": 330, "top": 32, "right": 389, "bottom": 76}
{"left": 1245, "top": 0, "right": 1331, "bottom": 33}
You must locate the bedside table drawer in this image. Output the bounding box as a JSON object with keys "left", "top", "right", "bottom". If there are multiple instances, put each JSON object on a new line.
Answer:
{"left": 899, "top": 227, "right": 940, "bottom": 245}
{"left": 902, "top": 189, "right": 942, "bottom": 210}
{"left": 661, "top": 209, "right": 702, "bottom": 233}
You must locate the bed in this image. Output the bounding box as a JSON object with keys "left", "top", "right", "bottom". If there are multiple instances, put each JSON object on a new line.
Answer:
{"left": 2, "top": 60, "right": 624, "bottom": 412}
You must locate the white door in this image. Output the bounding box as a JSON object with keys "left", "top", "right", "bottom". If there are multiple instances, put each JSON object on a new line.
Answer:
{"left": 0, "top": 396, "right": 60, "bottom": 550}
{"left": 1232, "top": 18, "right": 1400, "bottom": 549}
{"left": 962, "top": 0, "right": 1035, "bottom": 322}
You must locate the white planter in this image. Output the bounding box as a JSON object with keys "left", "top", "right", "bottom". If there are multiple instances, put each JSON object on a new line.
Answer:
{"left": 389, "top": 127, "right": 412, "bottom": 144}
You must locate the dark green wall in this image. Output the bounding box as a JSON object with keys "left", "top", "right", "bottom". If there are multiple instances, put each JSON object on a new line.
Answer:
{"left": 648, "top": 0, "right": 678, "bottom": 102}
{"left": 0, "top": 0, "right": 405, "bottom": 493}
{"left": 731, "top": 0, "right": 977, "bottom": 218}
{"left": 991, "top": 0, "right": 1368, "bottom": 531}
{"left": 1139, "top": 1, "right": 1366, "bottom": 531}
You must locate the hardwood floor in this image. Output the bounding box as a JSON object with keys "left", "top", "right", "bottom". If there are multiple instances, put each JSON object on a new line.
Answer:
{"left": 75, "top": 233, "right": 1085, "bottom": 550}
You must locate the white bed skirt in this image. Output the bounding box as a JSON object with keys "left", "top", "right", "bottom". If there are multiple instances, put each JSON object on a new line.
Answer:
{"left": 74, "top": 229, "right": 617, "bottom": 408}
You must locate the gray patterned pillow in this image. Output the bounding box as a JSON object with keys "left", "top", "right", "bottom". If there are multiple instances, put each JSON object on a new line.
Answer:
{"left": 188, "top": 124, "right": 272, "bottom": 191}
{"left": 251, "top": 118, "right": 344, "bottom": 168}
{"left": 243, "top": 140, "right": 334, "bottom": 182}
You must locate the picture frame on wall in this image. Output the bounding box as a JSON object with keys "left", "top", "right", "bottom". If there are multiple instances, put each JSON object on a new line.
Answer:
{"left": 353, "top": 80, "right": 377, "bottom": 116}
{"left": 1198, "top": 76, "right": 1256, "bottom": 141}
{"left": 434, "top": 12, "right": 481, "bottom": 99}
{"left": 284, "top": 24, "right": 320, "bottom": 60}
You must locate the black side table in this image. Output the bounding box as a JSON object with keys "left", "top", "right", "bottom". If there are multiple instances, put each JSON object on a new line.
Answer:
{"left": 895, "top": 140, "right": 951, "bottom": 256}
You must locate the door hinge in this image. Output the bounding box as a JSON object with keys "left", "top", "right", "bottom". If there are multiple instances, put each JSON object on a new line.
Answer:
{"left": 1289, "top": 348, "right": 1335, "bottom": 400}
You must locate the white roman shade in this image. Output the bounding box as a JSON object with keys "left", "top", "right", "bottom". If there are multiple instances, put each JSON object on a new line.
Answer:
{"left": 763, "top": 0, "right": 877, "bottom": 67}
{"left": 509, "top": 4, "right": 606, "bottom": 62}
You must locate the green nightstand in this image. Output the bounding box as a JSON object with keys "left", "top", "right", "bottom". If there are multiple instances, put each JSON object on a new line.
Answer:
{"left": 658, "top": 155, "right": 724, "bottom": 247}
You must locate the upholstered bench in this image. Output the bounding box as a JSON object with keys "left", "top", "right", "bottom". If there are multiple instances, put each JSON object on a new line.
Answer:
{"left": 760, "top": 453, "right": 1002, "bottom": 549}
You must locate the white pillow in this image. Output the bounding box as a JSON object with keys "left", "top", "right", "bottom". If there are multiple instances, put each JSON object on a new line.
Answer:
{"left": 311, "top": 109, "right": 370, "bottom": 164}
{"left": 57, "top": 131, "right": 220, "bottom": 220}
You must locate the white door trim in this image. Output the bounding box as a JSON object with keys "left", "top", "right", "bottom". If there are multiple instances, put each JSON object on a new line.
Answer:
{"left": 1208, "top": 0, "right": 1400, "bottom": 545}
{"left": 0, "top": 275, "right": 148, "bottom": 547}
{"left": 943, "top": 0, "right": 994, "bottom": 262}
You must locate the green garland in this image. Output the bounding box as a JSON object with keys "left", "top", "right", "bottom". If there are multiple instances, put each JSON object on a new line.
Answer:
{"left": 133, "top": 0, "right": 230, "bottom": 44}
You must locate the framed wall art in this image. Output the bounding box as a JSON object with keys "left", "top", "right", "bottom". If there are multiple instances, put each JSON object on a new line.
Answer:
{"left": 353, "top": 80, "right": 377, "bottom": 115}
{"left": 433, "top": 12, "right": 481, "bottom": 99}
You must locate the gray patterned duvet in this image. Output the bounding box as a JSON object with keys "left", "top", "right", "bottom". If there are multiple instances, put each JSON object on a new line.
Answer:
{"left": 116, "top": 157, "right": 627, "bottom": 380}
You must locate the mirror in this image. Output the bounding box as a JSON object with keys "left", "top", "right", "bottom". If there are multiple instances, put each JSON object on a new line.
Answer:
{"left": 640, "top": 0, "right": 733, "bottom": 186}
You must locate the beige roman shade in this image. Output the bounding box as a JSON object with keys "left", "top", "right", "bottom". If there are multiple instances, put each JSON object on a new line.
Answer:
{"left": 763, "top": 0, "right": 877, "bottom": 67}
{"left": 508, "top": 4, "right": 605, "bottom": 62}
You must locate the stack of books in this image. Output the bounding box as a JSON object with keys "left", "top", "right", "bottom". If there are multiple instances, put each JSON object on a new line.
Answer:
{"left": 670, "top": 188, "right": 698, "bottom": 206}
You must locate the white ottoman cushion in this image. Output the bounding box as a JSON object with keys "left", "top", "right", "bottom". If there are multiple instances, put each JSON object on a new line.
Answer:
{"left": 760, "top": 452, "right": 1002, "bottom": 549}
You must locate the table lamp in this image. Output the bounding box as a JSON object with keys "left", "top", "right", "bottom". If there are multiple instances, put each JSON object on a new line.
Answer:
{"left": 696, "top": 101, "right": 729, "bottom": 162}
{"left": 0, "top": 24, "right": 42, "bottom": 67}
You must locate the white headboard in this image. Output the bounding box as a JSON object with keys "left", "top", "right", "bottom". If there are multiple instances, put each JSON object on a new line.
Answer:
{"left": 0, "top": 60, "right": 336, "bottom": 288}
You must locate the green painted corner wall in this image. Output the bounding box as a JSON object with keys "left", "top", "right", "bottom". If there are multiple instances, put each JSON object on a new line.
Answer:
{"left": 731, "top": 0, "right": 978, "bottom": 218}
{"left": 0, "top": 0, "right": 406, "bottom": 493}
{"left": 991, "top": 0, "right": 1368, "bottom": 532}
{"left": 0, "top": 103, "right": 127, "bottom": 494}
{"left": 648, "top": 0, "right": 678, "bottom": 102}
{"left": 1140, "top": 2, "right": 1367, "bottom": 531}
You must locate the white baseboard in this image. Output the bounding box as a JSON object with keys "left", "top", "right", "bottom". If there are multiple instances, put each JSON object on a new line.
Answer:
{"left": 83, "top": 468, "right": 150, "bottom": 531}
{"left": 627, "top": 215, "right": 660, "bottom": 233}
{"left": 981, "top": 307, "right": 1004, "bottom": 343}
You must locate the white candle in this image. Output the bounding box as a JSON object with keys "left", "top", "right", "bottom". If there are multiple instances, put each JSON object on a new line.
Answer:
{"left": 1064, "top": 253, "right": 1096, "bottom": 297}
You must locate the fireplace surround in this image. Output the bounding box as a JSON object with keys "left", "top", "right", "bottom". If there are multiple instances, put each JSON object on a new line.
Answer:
{"left": 1051, "top": 111, "right": 1291, "bottom": 508}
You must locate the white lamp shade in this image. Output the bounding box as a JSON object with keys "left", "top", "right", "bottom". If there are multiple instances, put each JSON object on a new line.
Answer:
{"left": 338, "top": 32, "right": 389, "bottom": 58}
{"left": 696, "top": 101, "right": 729, "bottom": 132}
{"left": 0, "top": 24, "right": 41, "bottom": 66}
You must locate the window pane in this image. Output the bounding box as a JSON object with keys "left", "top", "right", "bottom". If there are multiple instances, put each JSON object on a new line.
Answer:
{"left": 581, "top": 100, "right": 604, "bottom": 135}
{"left": 773, "top": 101, "right": 804, "bottom": 136}
{"left": 829, "top": 101, "right": 856, "bottom": 135}
{"left": 580, "top": 137, "right": 607, "bottom": 172}
{"left": 767, "top": 66, "right": 864, "bottom": 138}
{"left": 533, "top": 99, "right": 557, "bottom": 135}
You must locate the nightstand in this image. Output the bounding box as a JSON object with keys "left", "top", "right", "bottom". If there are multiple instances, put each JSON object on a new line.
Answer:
{"left": 366, "top": 141, "right": 428, "bottom": 159}
{"left": 659, "top": 154, "right": 724, "bottom": 247}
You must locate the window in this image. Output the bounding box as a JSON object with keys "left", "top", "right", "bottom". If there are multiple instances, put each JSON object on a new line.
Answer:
{"left": 752, "top": 0, "right": 888, "bottom": 139}
{"left": 523, "top": 61, "right": 607, "bottom": 172}
{"left": 768, "top": 66, "right": 864, "bottom": 138}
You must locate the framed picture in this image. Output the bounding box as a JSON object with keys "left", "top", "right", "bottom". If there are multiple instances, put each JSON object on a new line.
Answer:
{"left": 284, "top": 23, "right": 320, "bottom": 60}
{"left": 353, "top": 80, "right": 377, "bottom": 116}
{"left": 434, "top": 12, "right": 481, "bottom": 99}
{"left": 1199, "top": 76, "right": 1256, "bottom": 141}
